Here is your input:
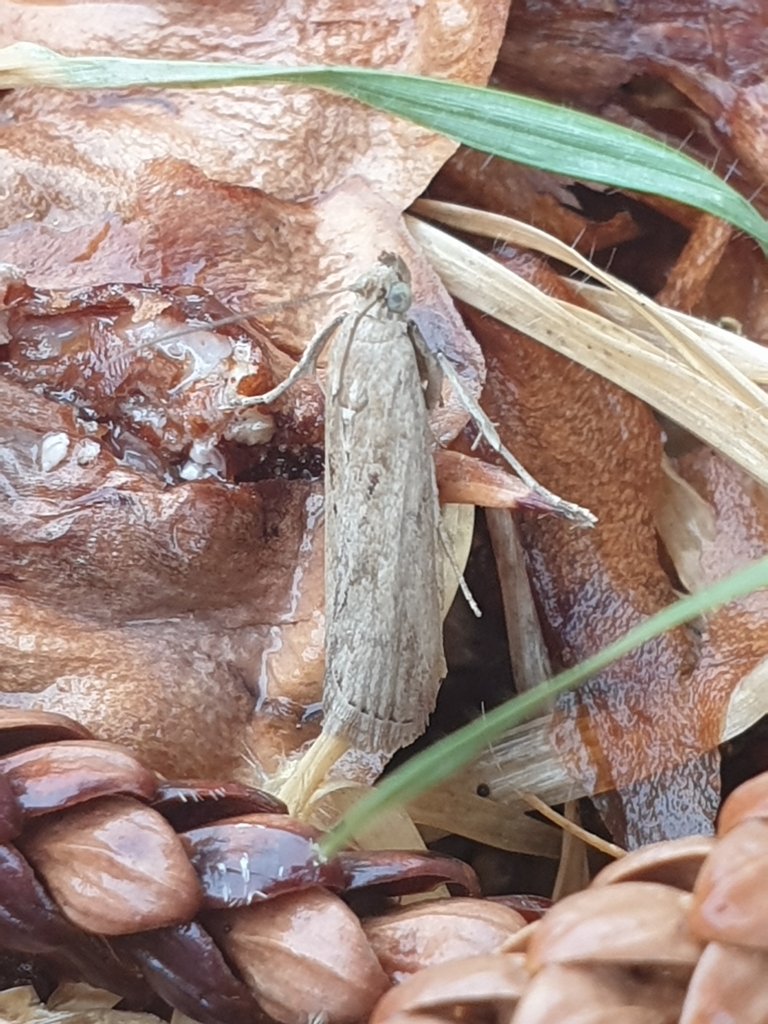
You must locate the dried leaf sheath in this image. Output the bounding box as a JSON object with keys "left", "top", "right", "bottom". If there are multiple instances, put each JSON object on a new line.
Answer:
{"left": 322, "top": 259, "right": 446, "bottom": 755}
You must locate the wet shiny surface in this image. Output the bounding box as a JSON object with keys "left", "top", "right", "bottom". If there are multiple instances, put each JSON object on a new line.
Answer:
{"left": 210, "top": 888, "right": 389, "bottom": 1024}
{"left": 3, "top": 281, "right": 278, "bottom": 468}
{"left": 153, "top": 779, "right": 287, "bottom": 831}
{"left": 0, "top": 775, "right": 20, "bottom": 844}
{"left": 0, "top": 709, "right": 92, "bottom": 756}
{"left": 183, "top": 814, "right": 344, "bottom": 909}
{"left": 363, "top": 897, "right": 525, "bottom": 982}
{"left": 0, "top": 740, "right": 158, "bottom": 816}
{"left": 21, "top": 795, "right": 202, "bottom": 934}
{"left": 497, "top": 1, "right": 768, "bottom": 191}
{"left": 495, "top": 0, "right": 768, "bottom": 342}
{"left": 338, "top": 849, "right": 480, "bottom": 898}
{"left": 0, "top": 840, "right": 77, "bottom": 954}
{"left": 0, "top": 366, "right": 326, "bottom": 777}
{"left": 114, "top": 920, "right": 266, "bottom": 1024}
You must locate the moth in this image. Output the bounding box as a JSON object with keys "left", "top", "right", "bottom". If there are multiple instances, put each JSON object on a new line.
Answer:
{"left": 240, "top": 253, "right": 594, "bottom": 791}
{"left": 245, "top": 253, "right": 446, "bottom": 758}
{"left": 323, "top": 254, "right": 446, "bottom": 754}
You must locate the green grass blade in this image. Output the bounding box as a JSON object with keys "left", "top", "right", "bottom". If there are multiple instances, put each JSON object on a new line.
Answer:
{"left": 1, "top": 43, "right": 766, "bottom": 251}
{"left": 317, "top": 554, "right": 768, "bottom": 857}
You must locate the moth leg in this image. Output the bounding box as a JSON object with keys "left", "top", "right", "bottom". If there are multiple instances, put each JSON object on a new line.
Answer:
{"left": 436, "top": 351, "right": 597, "bottom": 527}
{"left": 234, "top": 313, "right": 346, "bottom": 406}
{"left": 408, "top": 321, "right": 443, "bottom": 411}
{"left": 438, "top": 513, "right": 482, "bottom": 618}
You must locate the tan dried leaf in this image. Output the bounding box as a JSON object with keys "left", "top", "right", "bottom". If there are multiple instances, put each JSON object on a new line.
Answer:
{"left": 0, "top": 985, "right": 163, "bottom": 1023}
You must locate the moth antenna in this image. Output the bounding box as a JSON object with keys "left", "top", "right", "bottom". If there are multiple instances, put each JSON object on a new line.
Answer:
{"left": 232, "top": 313, "right": 345, "bottom": 407}
{"left": 101, "top": 286, "right": 346, "bottom": 376}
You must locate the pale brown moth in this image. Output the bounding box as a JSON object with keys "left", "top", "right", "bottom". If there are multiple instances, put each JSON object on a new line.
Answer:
{"left": 240, "top": 253, "right": 594, "bottom": 814}
{"left": 323, "top": 254, "right": 446, "bottom": 754}
{"left": 103, "top": 253, "right": 591, "bottom": 811}
{"left": 244, "top": 253, "right": 446, "bottom": 760}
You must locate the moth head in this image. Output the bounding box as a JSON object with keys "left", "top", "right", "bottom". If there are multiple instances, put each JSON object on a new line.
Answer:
{"left": 385, "top": 278, "right": 412, "bottom": 315}
{"left": 377, "top": 251, "right": 412, "bottom": 314}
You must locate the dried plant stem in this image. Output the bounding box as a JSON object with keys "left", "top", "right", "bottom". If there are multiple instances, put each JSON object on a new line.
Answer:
{"left": 551, "top": 801, "right": 591, "bottom": 901}
{"left": 519, "top": 790, "right": 625, "bottom": 861}
{"left": 278, "top": 733, "right": 351, "bottom": 817}
{"left": 413, "top": 200, "right": 768, "bottom": 413}
{"left": 655, "top": 213, "right": 733, "bottom": 310}
{"left": 485, "top": 510, "right": 589, "bottom": 892}
{"left": 407, "top": 215, "right": 768, "bottom": 489}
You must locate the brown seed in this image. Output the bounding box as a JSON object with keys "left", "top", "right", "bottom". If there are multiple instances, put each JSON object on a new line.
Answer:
{"left": 339, "top": 849, "right": 480, "bottom": 898}
{"left": 210, "top": 887, "right": 389, "bottom": 1024}
{"left": 0, "top": 740, "right": 158, "bottom": 817}
{"left": 590, "top": 836, "right": 714, "bottom": 892}
{"left": 373, "top": 1016, "right": 451, "bottom": 1024}
{"left": 526, "top": 882, "right": 702, "bottom": 974}
{"left": 0, "top": 841, "right": 152, "bottom": 1002}
{"left": 153, "top": 779, "right": 287, "bottom": 830}
{"left": 513, "top": 962, "right": 685, "bottom": 1024}
{"left": 718, "top": 772, "right": 768, "bottom": 835}
{"left": 364, "top": 897, "right": 526, "bottom": 981}
{"left": 113, "top": 920, "right": 266, "bottom": 1024}
{"left": 0, "top": 708, "right": 92, "bottom": 756}
{"left": 690, "top": 817, "right": 768, "bottom": 947}
{"left": 21, "top": 795, "right": 202, "bottom": 934}
{"left": 182, "top": 814, "right": 344, "bottom": 908}
{"left": 0, "top": 840, "right": 82, "bottom": 954}
{"left": 679, "top": 941, "right": 768, "bottom": 1024}
{"left": 0, "top": 772, "right": 21, "bottom": 842}
{"left": 370, "top": 953, "right": 527, "bottom": 1024}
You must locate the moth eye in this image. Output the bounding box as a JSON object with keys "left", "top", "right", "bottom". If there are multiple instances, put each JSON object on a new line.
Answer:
{"left": 386, "top": 280, "right": 412, "bottom": 314}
